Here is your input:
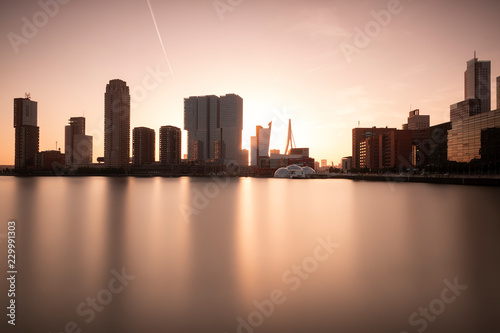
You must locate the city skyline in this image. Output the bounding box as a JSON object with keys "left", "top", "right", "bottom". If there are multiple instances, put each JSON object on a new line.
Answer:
{"left": 1, "top": 0, "right": 500, "bottom": 166}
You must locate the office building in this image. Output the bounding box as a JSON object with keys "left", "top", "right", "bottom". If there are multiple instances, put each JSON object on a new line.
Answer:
{"left": 465, "top": 54, "right": 490, "bottom": 113}
{"left": 321, "top": 159, "right": 327, "bottom": 168}
{"left": 450, "top": 99, "right": 481, "bottom": 122}
{"left": 448, "top": 108, "right": 500, "bottom": 163}
{"left": 13, "top": 96, "right": 39, "bottom": 169}
{"left": 184, "top": 94, "right": 244, "bottom": 164}
{"left": 405, "top": 109, "right": 430, "bottom": 130}
{"left": 450, "top": 55, "right": 491, "bottom": 122}
{"left": 104, "top": 79, "right": 130, "bottom": 168}
{"left": 160, "top": 125, "right": 181, "bottom": 165}
{"left": 341, "top": 157, "right": 352, "bottom": 172}
{"left": 352, "top": 127, "right": 416, "bottom": 170}
{"left": 36, "top": 150, "right": 65, "bottom": 169}
{"left": 428, "top": 122, "right": 452, "bottom": 167}
{"left": 241, "top": 149, "right": 249, "bottom": 166}
{"left": 65, "top": 117, "right": 93, "bottom": 166}
{"left": 250, "top": 136, "right": 257, "bottom": 166}
{"left": 251, "top": 122, "right": 272, "bottom": 166}
{"left": 132, "top": 127, "right": 155, "bottom": 166}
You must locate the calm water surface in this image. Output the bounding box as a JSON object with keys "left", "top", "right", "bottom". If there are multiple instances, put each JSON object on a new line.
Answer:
{"left": 0, "top": 176, "right": 499, "bottom": 333}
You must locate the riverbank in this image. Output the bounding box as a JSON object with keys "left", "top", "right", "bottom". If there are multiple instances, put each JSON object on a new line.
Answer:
{"left": 327, "top": 173, "right": 500, "bottom": 186}
{"left": 2, "top": 172, "right": 500, "bottom": 186}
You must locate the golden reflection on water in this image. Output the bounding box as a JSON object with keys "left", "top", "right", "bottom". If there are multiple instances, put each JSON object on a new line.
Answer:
{"left": 0, "top": 177, "right": 499, "bottom": 332}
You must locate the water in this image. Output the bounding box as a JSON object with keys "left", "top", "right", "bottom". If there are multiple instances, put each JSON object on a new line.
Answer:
{"left": 0, "top": 176, "right": 499, "bottom": 333}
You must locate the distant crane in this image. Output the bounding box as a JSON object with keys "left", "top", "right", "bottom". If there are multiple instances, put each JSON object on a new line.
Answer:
{"left": 285, "top": 119, "right": 296, "bottom": 154}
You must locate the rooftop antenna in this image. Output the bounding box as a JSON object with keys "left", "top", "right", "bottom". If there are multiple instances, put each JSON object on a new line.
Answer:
{"left": 56, "top": 141, "right": 58, "bottom": 150}
{"left": 25, "top": 92, "right": 31, "bottom": 100}
{"left": 474, "top": 50, "right": 476, "bottom": 59}
{"left": 358, "top": 120, "right": 360, "bottom": 127}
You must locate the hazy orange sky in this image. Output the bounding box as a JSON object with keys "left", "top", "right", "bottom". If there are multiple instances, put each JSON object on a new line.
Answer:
{"left": 1, "top": 0, "right": 500, "bottom": 165}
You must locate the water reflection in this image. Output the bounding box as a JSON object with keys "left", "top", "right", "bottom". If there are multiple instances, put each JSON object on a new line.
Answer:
{"left": 0, "top": 177, "right": 499, "bottom": 332}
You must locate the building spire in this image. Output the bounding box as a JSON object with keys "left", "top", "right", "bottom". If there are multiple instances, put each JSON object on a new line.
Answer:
{"left": 474, "top": 50, "right": 476, "bottom": 59}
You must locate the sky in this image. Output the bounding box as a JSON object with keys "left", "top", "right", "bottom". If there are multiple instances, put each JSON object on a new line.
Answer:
{"left": 1, "top": 0, "right": 500, "bottom": 166}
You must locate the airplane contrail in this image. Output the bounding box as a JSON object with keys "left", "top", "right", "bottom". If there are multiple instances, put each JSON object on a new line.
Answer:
{"left": 146, "top": 0, "right": 174, "bottom": 78}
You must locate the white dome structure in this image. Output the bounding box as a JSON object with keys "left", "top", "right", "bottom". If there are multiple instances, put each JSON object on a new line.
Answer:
{"left": 274, "top": 167, "right": 290, "bottom": 178}
{"left": 286, "top": 164, "right": 302, "bottom": 171}
{"left": 302, "top": 166, "right": 316, "bottom": 176}
{"left": 274, "top": 164, "right": 315, "bottom": 178}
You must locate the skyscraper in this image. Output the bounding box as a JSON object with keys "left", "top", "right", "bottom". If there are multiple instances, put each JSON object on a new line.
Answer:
{"left": 132, "top": 127, "right": 155, "bottom": 166}
{"left": 14, "top": 96, "right": 39, "bottom": 169}
{"left": 250, "top": 136, "right": 257, "bottom": 166}
{"left": 104, "top": 79, "right": 130, "bottom": 168}
{"left": 184, "top": 94, "right": 243, "bottom": 164}
{"left": 258, "top": 122, "right": 272, "bottom": 159}
{"left": 250, "top": 122, "right": 272, "bottom": 166}
{"left": 65, "top": 117, "right": 93, "bottom": 166}
{"left": 464, "top": 54, "right": 491, "bottom": 113}
{"left": 219, "top": 94, "right": 243, "bottom": 164}
{"left": 160, "top": 125, "right": 181, "bottom": 165}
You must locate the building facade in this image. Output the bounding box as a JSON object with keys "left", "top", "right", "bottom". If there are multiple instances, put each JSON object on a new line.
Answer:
{"left": 405, "top": 109, "right": 430, "bottom": 130}
{"left": 465, "top": 55, "right": 491, "bottom": 114}
{"left": 160, "top": 125, "right": 181, "bottom": 165}
{"left": 14, "top": 97, "right": 39, "bottom": 169}
{"left": 184, "top": 94, "right": 243, "bottom": 164}
{"left": 104, "top": 79, "right": 130, "bottom": 168}
{"left": 132, "top": 127, "right": 155, "bottom": 166}
{"left": 352, "top": 127, "right": 420, "bottom": 170}
{"left": 448, "top": 108, "right": 500, "bottom": 162}
{"left": 65, "top": 117, "right": 93, "bottom": 166}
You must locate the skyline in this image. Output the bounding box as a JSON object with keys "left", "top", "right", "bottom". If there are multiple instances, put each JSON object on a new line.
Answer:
{"left": 2, "top": 0, "right": 500, "bottom": 165}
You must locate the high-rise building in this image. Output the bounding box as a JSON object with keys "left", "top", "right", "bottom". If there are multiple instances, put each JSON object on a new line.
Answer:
{"left": 321, "top": 159, "right": 327, "bottom": 168}
{"left": 220, "top": 94, "right": 243, "bottom": 164}
{"left": 160, "top": 125, "right": 181, "bottom": 165}
{"left": 132, "top": 127, "right": 155, "bottom": 166}
{"left": 250, "top": 136, "right": 257, "bottom": 166}
{"left": 258, "top": 122, "right": 272, "bottom": 160}
{"left": 465, "top": 54, "right": 491, "bottom": 113}
{"left": 13, "top": 96, "right": 39, "bottom": 169}
{"left": 104, "top": 79, "right": 130, "bottom": 168}
{"left": 184, "top": 94, "right": 243, "bottom": 164}
{"left": 405, "top": 109, "right": 430, "bottom": 130}
{"left": 450, "top": 55, "right": 491, "bottom": 122}
{"left": 65, "top": 117, "right": 93, "bottom": 166}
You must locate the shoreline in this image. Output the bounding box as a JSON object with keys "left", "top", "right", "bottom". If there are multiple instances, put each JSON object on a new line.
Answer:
{"left": 2, "top": 173, "right": 500, "bottom": 187}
